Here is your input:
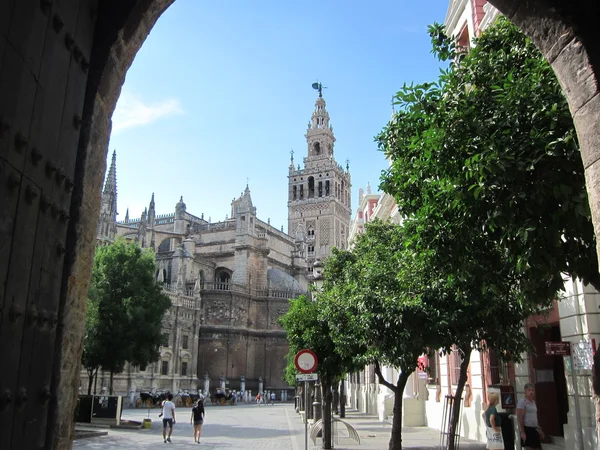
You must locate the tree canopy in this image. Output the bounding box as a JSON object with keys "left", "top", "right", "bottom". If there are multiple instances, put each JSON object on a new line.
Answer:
{"left": 82, "top": 239, "right": 171, "bottom": 393}
{"left": 379, "top": 17, "right": 598, "bottom": 300}
{"left": 323, "top": 223, "right": 445, "bottom": 450}
{"left": 372, "top": 18, "right": 592, "bottom": 449}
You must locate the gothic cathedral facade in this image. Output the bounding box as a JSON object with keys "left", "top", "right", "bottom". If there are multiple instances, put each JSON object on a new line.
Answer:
{"left": 85, "top": 92, "right": 350, "bottom": 401}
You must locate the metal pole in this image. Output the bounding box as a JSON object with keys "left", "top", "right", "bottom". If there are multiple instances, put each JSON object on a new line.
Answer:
{"left": 569, "top": 351, "right": 584, "bottom": 450}
{"left": 305, "top": 381, "right": 308, "bottom": 450}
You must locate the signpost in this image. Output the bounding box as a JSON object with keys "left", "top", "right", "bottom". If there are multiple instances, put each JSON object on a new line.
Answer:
{"left": 295, "top": 349, "right": 318, "bottom": 450}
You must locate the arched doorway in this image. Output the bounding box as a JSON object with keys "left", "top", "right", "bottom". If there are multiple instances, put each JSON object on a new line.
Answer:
{"left": 0, "top": 1, "right": 599, "bottom": 448}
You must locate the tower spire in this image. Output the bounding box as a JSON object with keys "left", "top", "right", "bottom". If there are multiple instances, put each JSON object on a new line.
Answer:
{"left": 101, "top": 150, "right": 117, "bottom": 218}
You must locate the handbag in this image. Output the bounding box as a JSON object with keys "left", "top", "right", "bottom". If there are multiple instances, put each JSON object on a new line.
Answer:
{"left": 486, "top": 427, "right": 504, "bottom": 450}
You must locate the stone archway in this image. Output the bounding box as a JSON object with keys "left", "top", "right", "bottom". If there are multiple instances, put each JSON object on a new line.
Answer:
{"left": 1, "top": 1, "right": 600, "bottom": 448}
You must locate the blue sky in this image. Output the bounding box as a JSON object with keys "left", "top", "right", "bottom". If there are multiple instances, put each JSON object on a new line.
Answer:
{"left": 108, "top": 0, "right": 450, "bottom": 231}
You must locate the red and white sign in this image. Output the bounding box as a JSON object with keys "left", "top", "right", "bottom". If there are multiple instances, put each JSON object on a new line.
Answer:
{"left": 294, "top": 349, "right": 318, "bottom": 374}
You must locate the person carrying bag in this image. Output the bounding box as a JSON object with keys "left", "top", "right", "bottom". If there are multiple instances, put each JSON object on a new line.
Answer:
{"left": 485, "top": 393, "right": 504, "bottom": 450}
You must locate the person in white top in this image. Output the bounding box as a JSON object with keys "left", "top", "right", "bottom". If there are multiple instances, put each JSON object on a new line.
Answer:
{"left": 517, "top": 383, "right": 544, "bottom": 449}
{"left": 161, "top": 393, "right": 176, "bottom": 443}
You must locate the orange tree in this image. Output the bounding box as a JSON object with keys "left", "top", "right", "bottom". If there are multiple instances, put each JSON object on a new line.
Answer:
{"left": 378, "top": 18, "right": 594, "bottom": 449}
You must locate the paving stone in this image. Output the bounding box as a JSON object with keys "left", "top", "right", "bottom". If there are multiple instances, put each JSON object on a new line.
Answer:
{"left": 73, "top": 404, "right": 487, "bottom": 450}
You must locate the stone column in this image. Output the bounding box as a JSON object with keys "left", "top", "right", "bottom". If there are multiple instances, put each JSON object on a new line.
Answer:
{"left": 220, "top": 376, "right": 226, "bottom": 390}
{"left": 203, "top": 373, "right": 210, "bottom": 395}
{"left": 240, "top": 375, "right": 246, "bottom": 398}
{"left": 313, "top": 381, "right": 322, "bottom": 423}
{"left": 259, "top": 376, "right": 264, "bottom": 394}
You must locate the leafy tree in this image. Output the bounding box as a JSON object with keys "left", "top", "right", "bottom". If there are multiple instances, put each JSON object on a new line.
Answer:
{"left": 83, "top": 239, "right": 171, "bottom": 394}
{"left": 325, "top": 222, "right": 446, "bottom": 450}
{"left": 279, "top": 295, "right": 360, "bottom": 450}
{"left": 378, "top": 18, "right": 596, "bottom": 449}
{"left": 82, "top": 295, "right": 102, "bottom": 395}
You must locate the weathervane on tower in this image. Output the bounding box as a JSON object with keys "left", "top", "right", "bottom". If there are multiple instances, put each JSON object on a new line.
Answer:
{"left": 312, "top": 81, "right": 326, "bottom": 98}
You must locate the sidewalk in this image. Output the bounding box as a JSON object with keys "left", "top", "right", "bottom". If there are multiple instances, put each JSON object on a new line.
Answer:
{"left": 294, "top": 408, "right": 486, "bottom": 450}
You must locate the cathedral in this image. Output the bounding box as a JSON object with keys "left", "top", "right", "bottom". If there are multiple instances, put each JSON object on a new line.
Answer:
{"left": 83, "top": 92, "right": 351, "bottom": 399}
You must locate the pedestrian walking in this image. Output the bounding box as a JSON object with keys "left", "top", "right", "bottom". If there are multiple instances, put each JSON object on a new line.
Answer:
{"left": 517, "top": 383, "right": 544, "bottom": 449}
{"left": 484, "top": 393, "right": 504, "bottom": 449}
{"left": 270, "top": 392, "right": 276, "bottom": 405}
{"left": 161, "top": 393, "right": 176, "bottom": 443}
{"left": 256, "top": 392, "right": 262, "bottom": 406}
{"left": 190, "top": 399, "right": 205, "bottom": 444}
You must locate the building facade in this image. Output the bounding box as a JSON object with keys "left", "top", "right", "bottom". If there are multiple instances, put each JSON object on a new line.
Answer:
{"left": 85, "top": 92, "right": 351, "bottom": 401}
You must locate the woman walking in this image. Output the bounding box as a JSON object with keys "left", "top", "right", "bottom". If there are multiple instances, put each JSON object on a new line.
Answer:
{"left": 190, "top": 399, "right": 205, "bottom": 444}
{"left": 484, "top": 393, "right": 504, "bottom": 450}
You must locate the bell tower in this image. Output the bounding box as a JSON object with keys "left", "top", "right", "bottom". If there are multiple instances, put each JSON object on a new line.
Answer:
{"left": 288, "top": 84, "right": 352, "bottom": 267}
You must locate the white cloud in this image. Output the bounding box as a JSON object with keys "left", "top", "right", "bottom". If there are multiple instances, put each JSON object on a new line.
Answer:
{"left": 112, "top": 92, "right": 183, "bottom": 133}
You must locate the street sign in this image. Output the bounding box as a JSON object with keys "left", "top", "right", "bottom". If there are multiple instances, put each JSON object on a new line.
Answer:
{"left": 294, "top": 349, "right": 318, "bottom": 374}
{"left": 545, "top": 341, "right": 570, "bottom": 356}
{"left": 573, "top": 340, "right": 593, "bottom": 371}
{"left": 295, "top": 373, "right": 318, "bottom": 382}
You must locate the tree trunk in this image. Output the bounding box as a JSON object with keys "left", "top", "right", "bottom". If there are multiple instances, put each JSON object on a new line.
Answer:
{"left": 333, "top": 385, "right": 339, "bottom": 415}
{"left": 94, "top": 371, "right": 98, "bottom": 394}
{"left": 109, "top": 370, "right": 114, "bottom": 395}
{"left": 388, "top": 371, "right": 410, "bottom": 450}
{"left": 340, "top": 378, "right": 346, "bottom": 418}
{"left": 87, "top": 369, "right": 95, "bottom": 396}
{"left": 448, "top": 347, "right": 472, "bottom": 450}
{"left": 373, "top": 361, "right": 411, "bottom": 450}
{"left": 321, "top": 379, "right": 333, "bottom": 449}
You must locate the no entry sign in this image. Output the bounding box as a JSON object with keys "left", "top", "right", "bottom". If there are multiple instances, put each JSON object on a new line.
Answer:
{"left": 294, "top": 349, "right": 318, "bottom": 374}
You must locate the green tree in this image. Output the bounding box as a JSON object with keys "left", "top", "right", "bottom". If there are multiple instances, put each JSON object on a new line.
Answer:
{"left": 83, "top": 239, "right": 171, "bottom": 394}
{"left": 378, "top": 18, "right": 595, "bottom": 449}
{"left": 279, "top": 295, "right": 360, "bottom": 450}
{"left": 325, "top": 222, "right": 445, "bottom": 450}
{"left": 82, "top": 296, "right": 102, "bottom": 395}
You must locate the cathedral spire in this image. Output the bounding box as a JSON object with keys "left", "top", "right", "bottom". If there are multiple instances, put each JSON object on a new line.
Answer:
{"left": 124, "top": 208, "right": 129, "bottom": 223}
{"left": 103, "top": 150, "right": 117, "bottom": 194}
{"left": 101, "top": 150, "right": 118, "bottom": 216}
{"left": 148, "top": 192, "right": 156, "bottom": 227}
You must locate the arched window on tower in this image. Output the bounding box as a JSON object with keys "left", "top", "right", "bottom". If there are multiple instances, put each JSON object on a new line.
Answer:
{"left": 318, "top": 181, "right": 323, "bottom": 197}
{"left": 299, "top": 185, "right": 304, "bottom": 199}
{"left": 293, "top": 186, "right": 297, "bottom": 200}
{"left": 325, "top": 180, "right": 330, "bottom": 196}
{"left": 313, "top": 142, "right": 321, "bottom": 156}
{"left": 308, "top": 177, "right": 315, "bottom": 198}
{"left": 215, "top": 269, "right": 231, "bottom": 290}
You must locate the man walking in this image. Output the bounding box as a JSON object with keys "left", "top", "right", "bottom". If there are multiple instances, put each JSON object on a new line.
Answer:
{"left": 162, "top": 393, "right": 176, "bottom": 443}
{"left": 517, "top": 383, "right": 544, "bottom": 449}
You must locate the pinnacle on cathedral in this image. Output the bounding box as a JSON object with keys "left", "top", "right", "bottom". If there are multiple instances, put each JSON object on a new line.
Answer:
{"left": 98, "top": 150, "right": 118, "bottom": 241}
{"left": 101, "top": 150, "right": 118, "bottom": 216}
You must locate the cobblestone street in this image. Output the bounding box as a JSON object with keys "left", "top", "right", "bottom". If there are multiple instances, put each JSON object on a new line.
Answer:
{"left": 73, "top": 404, "right": 487, "bottom": 450}
{"left": 74, "top": 403, "right": 305, "bottom": 449}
